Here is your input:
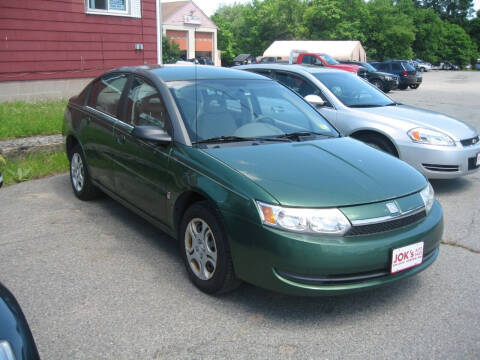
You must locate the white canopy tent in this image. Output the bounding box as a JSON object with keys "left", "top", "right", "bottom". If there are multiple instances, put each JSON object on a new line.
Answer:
{"left": 263, "top": 40, "right": 367, "bottom": 62}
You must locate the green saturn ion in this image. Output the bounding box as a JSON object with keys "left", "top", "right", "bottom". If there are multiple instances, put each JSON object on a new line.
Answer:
{"left": 63, "top": 65, "right": 443, "bottom": 295}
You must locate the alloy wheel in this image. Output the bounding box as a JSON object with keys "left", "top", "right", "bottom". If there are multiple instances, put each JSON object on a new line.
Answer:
{"left": 184, "top": 218, "right": 218, "bottom": 280}
{"left": 71, "top": 153, "right": 85, "bottom": 193}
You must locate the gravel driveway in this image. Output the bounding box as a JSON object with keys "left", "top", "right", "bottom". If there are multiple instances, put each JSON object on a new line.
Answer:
{"left": 0, "top": 71, "right": 479, "bottom": 359}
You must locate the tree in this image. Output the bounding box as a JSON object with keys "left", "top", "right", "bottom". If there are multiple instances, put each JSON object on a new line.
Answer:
{"left": 362, "top": 0, "right": 415, "bottom": 60}
{"left": 412, "top": 8, "right": 445, "bottom": 62}
{"left": 415, "top": 0, "right": 474, "bottom": 25}
{"left": 162, "top": 36, "right": 181, "bottom": 64}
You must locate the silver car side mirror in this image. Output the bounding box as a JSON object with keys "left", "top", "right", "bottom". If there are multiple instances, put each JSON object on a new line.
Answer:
{"left": 304, "top": 94, "right": 325, "bottom": 108}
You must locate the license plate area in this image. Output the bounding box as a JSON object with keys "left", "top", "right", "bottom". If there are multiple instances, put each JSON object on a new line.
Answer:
{"left": 391, "top": 242, "right": 424, "bottom": 274}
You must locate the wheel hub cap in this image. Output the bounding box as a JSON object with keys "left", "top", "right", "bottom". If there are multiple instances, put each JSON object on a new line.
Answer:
{"left": 184, "top": 218, "right": 217, "bottom": 280}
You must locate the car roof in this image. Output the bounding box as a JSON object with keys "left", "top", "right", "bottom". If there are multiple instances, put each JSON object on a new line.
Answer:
{"left": 235, "top": 64, "right": 345, "bottom": 75}
{"left": 106, "top": 64, "right": 268, "bottom": 82}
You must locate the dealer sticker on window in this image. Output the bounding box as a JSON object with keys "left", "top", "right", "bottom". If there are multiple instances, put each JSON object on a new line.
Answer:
{"left": 391, "top": 242, "right": 424, "bottom": 274}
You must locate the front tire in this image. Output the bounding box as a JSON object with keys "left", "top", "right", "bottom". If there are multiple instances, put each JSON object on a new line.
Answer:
{"left": 371, "top": 79, "right": 384, "bottom": 92}
{"left": 353, "top": 134, "right": 398, "bottom": 157}
{"left": 69, "top": 144, "right": 101, "bottom": 200}
{"left": 180, "top": 202, "right": 240, "bottom": 294}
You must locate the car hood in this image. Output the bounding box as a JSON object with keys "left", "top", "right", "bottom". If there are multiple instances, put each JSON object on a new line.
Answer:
{"left": 353, "top": 105, "right": 478, "bottom": 140}
{"left": 330, "top": 64, "right": 360, "bottom": 73}
{"left": 202, "top": 137, "right": 426, "bottom": 207}
{"left": 376, "top": 71, "right": 397, "bottom": 78}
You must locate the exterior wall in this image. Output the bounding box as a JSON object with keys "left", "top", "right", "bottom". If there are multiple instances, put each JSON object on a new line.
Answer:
{"left": 0, "top": 0, "right": 158, "bottom": 83}
{"left": 0, "top": 78, "right": 93, "bottom": 103}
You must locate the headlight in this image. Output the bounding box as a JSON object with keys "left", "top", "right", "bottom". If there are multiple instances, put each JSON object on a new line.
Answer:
{"left": 256, "top": 201, "right": 351, "bottom": 235}
{"left": 420, "top": 183, "right": 435, "bottom": 214}
{"left": 384, "top": 76, "right": 392, "bottom": 81}
{"left": 407, "top": 128, "right": 455, "bottom": 146}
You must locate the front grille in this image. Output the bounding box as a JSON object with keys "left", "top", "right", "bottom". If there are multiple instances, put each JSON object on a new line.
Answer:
{"left": 461, "top": 136, "right": 479, "bottom": 147}
{"left": 346, "top": 210, "right": 426, "bottom": 236}
{"left": 275, "top": 248, "right": 438, "bottom": 286}
{"left": 468, "top": 157, "right": 480, "bottom": 170}
{"left": 422, "top": 163, "right": 459, "bottom": 172}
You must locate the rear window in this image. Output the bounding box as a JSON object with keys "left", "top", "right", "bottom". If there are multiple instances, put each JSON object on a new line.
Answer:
{"left": 402, "top": 62, "right": 415, "bottom": 71}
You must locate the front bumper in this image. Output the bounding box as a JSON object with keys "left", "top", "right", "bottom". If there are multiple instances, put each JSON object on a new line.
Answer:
{"left": 384, "top": 78, "right": 399, "bottom": 91}
{"left": 398, "top": 140, "right": 480, "bottom": 179}
{"left": 225, "top": 201, "right": 443, "bottom": 295}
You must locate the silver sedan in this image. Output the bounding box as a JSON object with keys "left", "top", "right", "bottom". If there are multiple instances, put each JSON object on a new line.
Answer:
{"left": 235, "top": 64, "right": 480, "bottom": 179}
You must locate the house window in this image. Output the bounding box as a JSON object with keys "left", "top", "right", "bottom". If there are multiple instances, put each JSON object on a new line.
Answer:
{"left": 86, "top": 0, "right": 141, "bottom": 18}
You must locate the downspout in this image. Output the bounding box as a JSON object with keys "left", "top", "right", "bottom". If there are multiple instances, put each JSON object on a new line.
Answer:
{"left": 156, "top": 0, "right": 163, "bottom": 65}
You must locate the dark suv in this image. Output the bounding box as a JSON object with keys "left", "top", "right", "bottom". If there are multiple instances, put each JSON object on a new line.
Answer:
{"left": 340, "top": 61, "right": 399, "bottom": 92}
{"left": 370, "top": 60, "right": 417, "bottom": 90}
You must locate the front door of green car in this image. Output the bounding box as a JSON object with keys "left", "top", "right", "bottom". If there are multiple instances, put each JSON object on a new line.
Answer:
{"left": 112, "top": 76, "right": 171, "bottom": 224}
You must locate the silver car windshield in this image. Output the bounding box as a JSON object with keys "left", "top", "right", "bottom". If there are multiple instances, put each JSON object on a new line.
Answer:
{"left": 167, "top": 79, "right": 339, "bottom": 143}
{"left": 313, "top": 72, "right": 396, "bottom": 108}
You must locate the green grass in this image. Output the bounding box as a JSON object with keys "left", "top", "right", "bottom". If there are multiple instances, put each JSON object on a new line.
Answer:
{"left": 0, "top": 150, "right": 69, "bottom": 186}
{"left": 0, "top": 99, "right": 67, "bottom": 140}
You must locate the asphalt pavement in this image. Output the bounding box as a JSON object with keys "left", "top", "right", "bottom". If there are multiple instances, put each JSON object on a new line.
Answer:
{"left": 0, "top": 71, "right": 479, "bottom": 359}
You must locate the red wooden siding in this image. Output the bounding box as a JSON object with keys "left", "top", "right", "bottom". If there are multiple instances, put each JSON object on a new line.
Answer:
{"left": 0, "top": 0, "right": 158, "bottom": 82}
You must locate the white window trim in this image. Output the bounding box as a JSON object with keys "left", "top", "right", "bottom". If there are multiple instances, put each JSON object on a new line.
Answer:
{"left": 85, "top": 0, "right": 141, "bottom": 18}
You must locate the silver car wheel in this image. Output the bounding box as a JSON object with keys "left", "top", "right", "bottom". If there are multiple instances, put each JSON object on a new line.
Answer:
{"left": 71, "top": 153, "right": 85, "bottom": 193}
{"left": 184, "top": 218, "right": 217, "bottom": 280}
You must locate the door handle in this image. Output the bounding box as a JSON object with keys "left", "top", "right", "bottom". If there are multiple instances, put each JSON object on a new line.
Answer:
{"left": 116, "top": 134, "right": 126, "bottom": 145}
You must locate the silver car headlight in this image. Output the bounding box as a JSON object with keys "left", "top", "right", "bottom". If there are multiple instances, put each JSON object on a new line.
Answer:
{"left": 256, "top": 201, "right": 351, "bottom": 235}
{"left": 407, "top": 128, "right": 455, "bottom": 146}
{"left": 420, "top": 183, "right": 435, "bottom": 214}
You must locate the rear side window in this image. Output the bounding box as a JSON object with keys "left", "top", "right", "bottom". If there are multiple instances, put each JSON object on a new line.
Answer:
{"left": 392, "top": 63, "right": 402, "bottom": 72}
{"left": 88, "top": 73, "right": 128, "bottom": 117}
{"left": 125, "top": 77, "right": 169, "bottom": 131}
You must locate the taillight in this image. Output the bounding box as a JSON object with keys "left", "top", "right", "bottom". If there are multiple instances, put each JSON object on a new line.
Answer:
{"left": 402, "top": 71, "right": 408, "bottom": 76}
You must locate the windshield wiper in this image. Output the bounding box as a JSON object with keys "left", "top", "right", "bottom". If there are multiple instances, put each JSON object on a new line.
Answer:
{"left": 348, "top": 104, "right": 383, "bottom": 108}
{"left": 270, "top": 131, "right": 334, "bottom": 140}
{"left": 194, "top": 135, "right": 291, "bottom": 145}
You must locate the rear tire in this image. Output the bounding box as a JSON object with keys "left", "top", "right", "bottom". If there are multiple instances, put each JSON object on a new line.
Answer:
{"left": 69, "top": 144, "right": 101, "bottom": 200}
{"left": 180, "top": 201, "right": 240, "bottom": 295}
{"left": 409, "top": 84, "right": 420, "bottom": 89}
{"left": 353, "top": 134, "right": 398, "bottom": 157}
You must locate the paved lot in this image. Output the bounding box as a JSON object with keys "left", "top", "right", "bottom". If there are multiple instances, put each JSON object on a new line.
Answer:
{"left": 1, "top": 71, "right": 479, "bottom": 359}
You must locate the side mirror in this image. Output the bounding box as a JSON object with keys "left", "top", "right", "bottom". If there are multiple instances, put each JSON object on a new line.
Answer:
{"left": 132, "top": 125, "right": 171, "bottom": 143}
{"left": 304, "top": 94, "right": 325, "bottom": 108}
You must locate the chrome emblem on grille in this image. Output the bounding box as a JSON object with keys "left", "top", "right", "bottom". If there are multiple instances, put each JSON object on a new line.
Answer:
{"left": 386, "top": 202, "right": 399, "bottom": 214}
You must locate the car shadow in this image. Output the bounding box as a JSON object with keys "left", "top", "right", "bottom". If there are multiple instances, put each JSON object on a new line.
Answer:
{"left": 430, "top": 177, "right": 473, "bottom": 195}
{"left": 216, "top": 276, "right": 423, "bottom": 324}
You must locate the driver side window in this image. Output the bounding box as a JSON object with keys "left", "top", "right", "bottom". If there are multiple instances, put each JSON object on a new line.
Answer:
{"left": 275, "top": 72, "right": 329, "bottom": 105}
{"left": 126, "top": 77, "right": 169, "bottom": 131}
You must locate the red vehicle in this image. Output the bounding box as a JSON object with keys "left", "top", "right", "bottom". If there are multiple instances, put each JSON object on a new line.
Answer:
{"left": 296, "top": 53, "right": 361, "bottom": 73}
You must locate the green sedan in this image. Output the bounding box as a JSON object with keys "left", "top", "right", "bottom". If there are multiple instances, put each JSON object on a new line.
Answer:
{"left": 63, "top": 65, "right": 443, "bottom": 295}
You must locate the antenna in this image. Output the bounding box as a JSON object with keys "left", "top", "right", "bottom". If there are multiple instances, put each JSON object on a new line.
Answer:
{"left": 194, "top": 23, "right": 198, "bottom": 144}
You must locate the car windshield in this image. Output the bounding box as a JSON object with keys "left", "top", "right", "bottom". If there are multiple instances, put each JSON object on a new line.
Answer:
{"left": 313, "top": 72, "right": 395, "bottom": 107}
{"left": 361, "top": 63, "right": 378, "bottom": 72}
{"left": 320, "top": 54, "right": 339, "bottom": 65}
{"left": 167, "top": 79, "right": 338, "bottom": 143}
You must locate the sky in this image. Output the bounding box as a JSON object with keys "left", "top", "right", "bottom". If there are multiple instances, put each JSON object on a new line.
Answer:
{"left": 163, "top": 0, "right": 480, "bottom": 17}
